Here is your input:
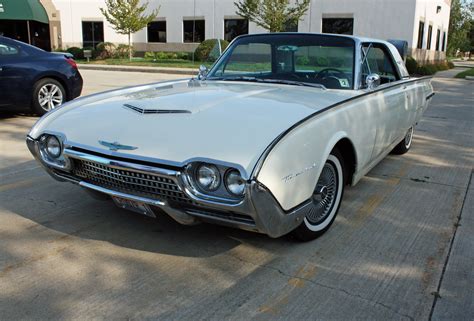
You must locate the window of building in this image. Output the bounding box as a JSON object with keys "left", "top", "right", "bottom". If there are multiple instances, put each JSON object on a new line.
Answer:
{"left": 224, "top": 19, "right": 248, "bottom": 42}
{"left": 435, "top": 29, "right": 441, "bottom": 51}
{"left": 147, "top": 21, "right": 166, "bottom": 43}
{"left": 183, "top": 20, "right": 205, "bottom": 43}
{"left": 417, "top": 21, "right": 424, "bottom": 49}
{"left": 442, "top": 31, "right": 446, "bottom": 51}
{"left": 322, "top": 18, "right": 353, "bottom": 35}
{"left": 427, "top": 25, "right": 433, "bottom": 50}
{"left": 82, "top": 21, "right": 104, "bottom": 49}
{"left": 283, "top": 19, "right": 298, "bottom": 32}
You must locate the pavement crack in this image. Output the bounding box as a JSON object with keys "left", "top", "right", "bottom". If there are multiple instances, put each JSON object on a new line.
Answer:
{"left": 428, "top": 169, "right": 473, "bottom": 321}
{"left": 225, "top": 252, "right": 414, "bottom": 320}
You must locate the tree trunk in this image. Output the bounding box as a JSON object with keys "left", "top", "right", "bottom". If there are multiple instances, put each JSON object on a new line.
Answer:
{"left": 128, "top": 32, "right": 132, "bottom": 61}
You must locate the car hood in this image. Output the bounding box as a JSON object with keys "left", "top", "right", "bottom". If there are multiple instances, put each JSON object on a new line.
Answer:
{"left": 30, "top": 80, "right": 357, "bottom": 177}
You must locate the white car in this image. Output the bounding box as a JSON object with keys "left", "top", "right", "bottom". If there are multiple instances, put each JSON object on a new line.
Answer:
{"left": 27, "top": 33, "right": 434, "bottom": 241}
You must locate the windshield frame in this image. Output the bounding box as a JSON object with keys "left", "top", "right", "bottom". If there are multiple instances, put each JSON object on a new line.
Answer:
{"left": 206, "top": 33, "right": 357, "bottom": 90}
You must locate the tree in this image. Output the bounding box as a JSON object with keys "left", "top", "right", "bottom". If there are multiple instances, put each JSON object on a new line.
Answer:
{"left": 234, "top": 0, "right": 310, "bottom": 33}
{"left": 447, "top": 0, "right": 473, "bottom": 56}
{"left": 100, "top": 0, "right": 159, "bottom": 60}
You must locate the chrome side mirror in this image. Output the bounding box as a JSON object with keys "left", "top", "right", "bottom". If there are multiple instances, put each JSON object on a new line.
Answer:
{"left": 197, "top": 65, "right": 208, "bottom": 80}
{"left": 366, "top": 73, "right": 381, "bottom": 90}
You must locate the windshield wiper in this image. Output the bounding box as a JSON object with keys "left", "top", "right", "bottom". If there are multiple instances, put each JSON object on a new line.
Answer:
{"left": 206, "top": 76, "right": 326, "bottom": 90}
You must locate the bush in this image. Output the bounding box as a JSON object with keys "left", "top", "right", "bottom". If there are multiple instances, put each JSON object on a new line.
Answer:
{"left": 296, "top": 56, "right": 310, "bottom": 65}
{"left": 314, "top": 56, "right": 329, "bottom": 67}
{"left": 96, "top": 42, "right": 116, "bottom": 59}
{"left": 194, "top": 39, "right": 229, "bottom": 62}
{"left": 66, "top": 47, "right": 83, "bottom": 59}
{"left": 416, "top": 64, "right": 438, "bottom": 75}
{"left": 405, "top": 56, "right": 418, "bottom": 75}
{"left": 436, "top": 62, "right": 449, "bottom": 71}
{"left": 115, "top": 44, "right": 134, "bottom": 59}
{"left": 144, "top": 51, "right": 187, "bottom": 61}
{"left": 447, "top": 61, "right": 455, "bottom": 69}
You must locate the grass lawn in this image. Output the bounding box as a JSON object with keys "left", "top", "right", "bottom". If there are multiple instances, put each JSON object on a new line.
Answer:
{"left": 77, "top": 58, "right": 208, "bottom": 69}
{"left": 455, "top": 68, "right": 474, "bottom": 78}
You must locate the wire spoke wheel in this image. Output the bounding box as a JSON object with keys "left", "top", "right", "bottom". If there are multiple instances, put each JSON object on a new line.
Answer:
{"left": 306, "top": 161, "right": 339, "bottom": 225}
{"left": 38, "top": 83, "right": 64, "bottom": 112}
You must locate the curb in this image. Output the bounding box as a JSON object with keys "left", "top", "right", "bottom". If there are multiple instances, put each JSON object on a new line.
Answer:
{"left": 77, "top": 64, "right": 195, "bottom": 75}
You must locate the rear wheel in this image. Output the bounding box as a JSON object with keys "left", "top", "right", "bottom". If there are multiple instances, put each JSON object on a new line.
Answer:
{"left": 392, "top": 126, "right": 414, "bottom": 155}
{"left": 292, "top": 150, "right": 345, "bottom": 241}
{"left": 31, "top": 78, "right": 66, "bottom": 115}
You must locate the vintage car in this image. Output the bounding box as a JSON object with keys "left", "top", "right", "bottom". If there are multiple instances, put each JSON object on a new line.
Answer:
{"left": 26, "top": 33, "right": 434, "bottom": 241}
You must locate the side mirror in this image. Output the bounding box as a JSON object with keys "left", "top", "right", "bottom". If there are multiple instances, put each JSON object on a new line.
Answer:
{"left": 366, "top": 73, "right": 381, "bottom": 90}
{"left": 198, "top": 65, "right": 208, "bottom": 80}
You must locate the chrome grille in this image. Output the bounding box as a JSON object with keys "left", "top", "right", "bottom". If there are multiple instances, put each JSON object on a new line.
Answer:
{"left": 71, "top": 159, "right": 194, "bottom": 204}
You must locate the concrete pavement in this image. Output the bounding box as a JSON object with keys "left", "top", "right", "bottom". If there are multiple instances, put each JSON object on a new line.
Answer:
{"left": 0, "top": 69, "right": 472, "bottom": 320}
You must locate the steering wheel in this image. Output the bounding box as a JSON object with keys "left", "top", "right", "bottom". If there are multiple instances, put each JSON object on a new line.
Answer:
{"left": 314, "top": 68, "right": 346, "bottom": 80}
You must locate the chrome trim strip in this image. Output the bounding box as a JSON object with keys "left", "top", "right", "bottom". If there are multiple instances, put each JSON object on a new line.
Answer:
{"left": 185, "top": 210, "right": 257, "bottom": 228}
{"left": 64, "top": 148, "right": 179, "bottom": 177}
{"left": 79, "top": 181, "right": 166, "bottom": 206}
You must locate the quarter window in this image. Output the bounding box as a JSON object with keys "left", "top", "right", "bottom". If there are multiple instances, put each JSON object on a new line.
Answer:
{"left": 224, "top": 19, "right": 248, "bottom": 42}
{"left": 417, "top": 21, "right": 424, "bottom": 49}
{"left": 147, "top": 21, "right": 166, "bottom": 43}
{"left": 361, "top": 44, "right": 399, "bottom": 87}
{"left": 183, "top": 20, "right": 205, "bottom": 43}
{"left": 322, "top": 18, "right": 354, "bottom": 35}
{"left": 82, "top": 21, "right": 104, "bottom": 49}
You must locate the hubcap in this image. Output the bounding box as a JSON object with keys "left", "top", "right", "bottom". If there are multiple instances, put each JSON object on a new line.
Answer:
{"left": 38, "top": 84, "right": 63, "bottom": 111}
{"left": 306, "top": 161, "right": 338, "bottom": 225}
{"left": 405, "top": 127, "right": 414, "bottom": 148}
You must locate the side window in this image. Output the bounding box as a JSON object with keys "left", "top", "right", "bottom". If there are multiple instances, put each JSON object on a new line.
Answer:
{"left": 0, "top": 42, "right": 20, "bottom": 57}
{"left": 361, "top": 44, "right": 399, "bottom": 87}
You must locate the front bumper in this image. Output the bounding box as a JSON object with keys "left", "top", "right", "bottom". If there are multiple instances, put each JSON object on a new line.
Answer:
{"left": 27, "top": 136, "right": 309, "bottom": 238}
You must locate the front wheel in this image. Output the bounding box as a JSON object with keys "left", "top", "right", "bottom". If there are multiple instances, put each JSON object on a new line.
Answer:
{"left": 291, "top": 150, "right": 345, "bottom": 241}
{"left": 392, "top": 126, "right": 414, "bottom": 155}
{"left": 31, "top": 78, "right": 66, "bottom": 115}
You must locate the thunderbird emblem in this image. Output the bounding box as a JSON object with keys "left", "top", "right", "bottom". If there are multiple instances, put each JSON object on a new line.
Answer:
{"left": 99, "top": 140, "right": 138, "bottom": 151}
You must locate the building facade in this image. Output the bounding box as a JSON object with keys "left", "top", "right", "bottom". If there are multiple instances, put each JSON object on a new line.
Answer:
{"left": 1, "top": 0, "right": 452, "bottom": 62}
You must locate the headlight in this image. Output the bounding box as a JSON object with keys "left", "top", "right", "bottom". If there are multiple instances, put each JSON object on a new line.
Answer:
{"left": 45, "top": 135, "right": 61, "bottom": 158}
{"left": 196, "top": 164, "right": 221, "bottom": 191}
{"left": 225, "top": 170, "right": 245, "bottom": 196}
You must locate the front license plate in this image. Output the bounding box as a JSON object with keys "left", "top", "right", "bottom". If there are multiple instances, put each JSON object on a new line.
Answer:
{"left": 112, "top": 197, "right": 156, "bottom": 218}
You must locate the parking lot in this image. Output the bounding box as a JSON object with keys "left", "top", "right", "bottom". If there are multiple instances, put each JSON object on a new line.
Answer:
{"left": 0, "top": 68, "right": 472, "bottom": 320}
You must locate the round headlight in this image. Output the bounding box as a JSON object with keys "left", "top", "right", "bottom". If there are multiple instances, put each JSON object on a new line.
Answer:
{"left": 196, "top": 164, "right": 221, "bottom": 191}
{"left": 225, "top": 170, "right": 246, "bottom": 196}
{"left": 45, "top": 136, "right": 61, "bottom": 158}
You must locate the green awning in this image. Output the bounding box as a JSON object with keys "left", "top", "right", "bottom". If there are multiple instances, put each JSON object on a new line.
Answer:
{"left": 0, "top": 0, "right": 49, "bottom": 24}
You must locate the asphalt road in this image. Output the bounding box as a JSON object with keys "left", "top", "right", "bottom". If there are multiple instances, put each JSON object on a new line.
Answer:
{"left": 0, "top": 68, "right": 472, "bottom": 320}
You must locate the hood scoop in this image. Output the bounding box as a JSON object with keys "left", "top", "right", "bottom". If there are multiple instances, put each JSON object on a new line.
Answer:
{"left": 123, "top": 103, "right": 191, "bottom": 115}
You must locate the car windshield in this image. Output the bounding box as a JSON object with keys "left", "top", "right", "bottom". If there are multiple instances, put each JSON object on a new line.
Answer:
{"left": 207, "top": 34, "right": 355, "bottom": 90}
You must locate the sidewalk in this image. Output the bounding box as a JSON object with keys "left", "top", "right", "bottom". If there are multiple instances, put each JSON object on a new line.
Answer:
{"left": 77, "top": 63, "right": 196, "bottom": 75}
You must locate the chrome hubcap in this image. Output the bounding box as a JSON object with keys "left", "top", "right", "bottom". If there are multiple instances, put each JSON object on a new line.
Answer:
{"left": 405, "top": 127, "right": 414, "bottom": 148}
{"left": 38, "top": 84, "right": 63, "bottom": 111}
{"left": 306, "top": 162, "right": 338, "bottom": 225}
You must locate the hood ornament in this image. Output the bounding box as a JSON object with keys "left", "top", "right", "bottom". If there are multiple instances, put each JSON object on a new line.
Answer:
{"left": 99, "top": 140, "right": 138, "bottom": 151}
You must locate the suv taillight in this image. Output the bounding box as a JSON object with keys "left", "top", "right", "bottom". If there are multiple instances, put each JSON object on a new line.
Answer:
{"left": 66, "top": 57, "right": 78, "bottom": 69}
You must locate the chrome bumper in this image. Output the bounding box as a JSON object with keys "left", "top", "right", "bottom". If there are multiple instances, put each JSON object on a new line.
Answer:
{"left": 27, "top": 136, "right": 308, "bottom": 238}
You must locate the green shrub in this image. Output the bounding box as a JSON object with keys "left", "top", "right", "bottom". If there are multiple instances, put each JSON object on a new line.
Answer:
{"left": 144, "top": 51, "right": 156, "bottom": 60}
{"left": 296, "top": 56, "right": 310, "bottom": 65}
{"left": 96, "top": 42, "right": 116, "bottom": 59}
{"left": 405, "top": 56, "right": 418, "bottom": 75}
{"left": 66, "top": 47, "right": 84, "bottom": 59}
{"left": 176, "top": 51, "right": 191, "bottom": 60}
{"left": 416, "top": 64, "right": 438, "bottom": 75}
{"left": 436, "top": 62, "right": 449, "bottom": 71}
{"left": 447, "top": 61, "right": 455, "bottom": 69}
{"left": 194, "top": 39, "right": 229, "bottom": 62}
{"left": 115, "top": 44, "right": 134, "bottom": 59}
{"left": 314, "top": 56, "right": 329, "bottom": 67}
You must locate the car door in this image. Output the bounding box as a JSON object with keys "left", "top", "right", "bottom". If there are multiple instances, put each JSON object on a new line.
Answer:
{"left": 361, "top": 43, "right": 405, "bottom": 159}
{"left": 0, "top": 39, "right": 31, "bottom": 107}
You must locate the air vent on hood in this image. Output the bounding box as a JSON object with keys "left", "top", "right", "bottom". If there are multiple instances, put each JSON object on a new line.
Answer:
{"left": 123, "top": 104, "right": 191, "bottom": 115}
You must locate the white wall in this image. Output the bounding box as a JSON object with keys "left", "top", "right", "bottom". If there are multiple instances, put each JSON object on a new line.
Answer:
{"left": 52, "top": 0, "right": 451, "bottom": 60}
